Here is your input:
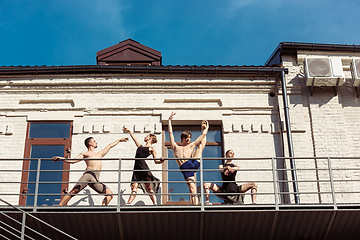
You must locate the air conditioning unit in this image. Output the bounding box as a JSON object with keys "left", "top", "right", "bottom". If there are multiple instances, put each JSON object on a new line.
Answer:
{"left": 351, "top": 59, "right": 360, "bottom": 87}
{"left": 305, "top": 58, "right": 344, "bottom": 87}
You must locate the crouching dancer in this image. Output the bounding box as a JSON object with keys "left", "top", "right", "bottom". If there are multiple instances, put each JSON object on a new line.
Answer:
{"left": 203, "top": 150, "right": 258, "bottom": 205}
{"left": 53, "top": 137, "right": 128, "bottom": 206}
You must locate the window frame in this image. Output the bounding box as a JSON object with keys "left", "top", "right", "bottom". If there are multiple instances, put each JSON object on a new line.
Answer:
{"left": 19, "top": 121, "right": 73, "bottom": 206}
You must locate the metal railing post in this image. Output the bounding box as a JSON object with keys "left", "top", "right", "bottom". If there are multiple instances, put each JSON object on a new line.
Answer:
{"left": 200, "top": 157, "right": 204, "bottom": 211}
{"left": 33, "top": 159, "right": 41, "bottom": 212}
{"left": 272, "top": 157, "right": 279, "bottom": 210}
{"left": 21, "top": 211, "right": 26, "bottom": 240}
{"left": 327, "top": 157, "right": 337, "bottom": 210}
{"left": 117, "top": 158, "right": 122, "bottom": 212}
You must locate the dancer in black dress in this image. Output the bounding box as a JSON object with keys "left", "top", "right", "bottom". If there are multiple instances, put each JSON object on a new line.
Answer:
{"left": 123, "top": 127, "right": 164, "bottom": 205}
{"left": 203, "top": 150, "right": 258, "bottom": 205}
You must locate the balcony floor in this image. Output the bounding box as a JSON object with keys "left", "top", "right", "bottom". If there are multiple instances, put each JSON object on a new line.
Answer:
{"left": 1, "top": 204, "right": 360, "bottom": 240}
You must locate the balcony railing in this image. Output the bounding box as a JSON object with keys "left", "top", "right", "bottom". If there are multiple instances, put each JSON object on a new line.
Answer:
{"left": 0, "top": 198, "right": 77, "bottom": 239}
{"left": 0, "top": 157, "right": 359, "bottom": 212}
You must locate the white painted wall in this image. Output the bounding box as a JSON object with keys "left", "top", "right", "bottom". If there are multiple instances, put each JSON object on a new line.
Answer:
{"left": 0, "top": 75, "right": 282, "bottom": 206}
{"left": 282, "top": 51, "right": 360, "bottom": 204}
{"left": 1, "top": 59, "right": 359, "bottom": 206}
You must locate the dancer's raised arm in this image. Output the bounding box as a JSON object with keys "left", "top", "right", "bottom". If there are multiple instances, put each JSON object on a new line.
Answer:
{"left": 168, "top": 112, "right": 177, "bottom": 151}
{"left": 98, "top": 138, "right": 128, "bottom": 157}
{"left": 123, "top": 127, "right": 141, "bottom": 147}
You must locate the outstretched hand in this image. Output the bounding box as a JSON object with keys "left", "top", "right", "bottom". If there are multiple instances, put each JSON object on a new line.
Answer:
{"left": 52, "top": 156, "right": 61, "bottom": 162}
{"left": 120, "top": 138, "right": 129, "bottom": 142}
{"left": 122, "top": 127, "right": 130, "bottom": 133}
{"left": 169, "top": 112, "right": 176, "bottom": 120}
{"left": 155, "top": 157, "right": 165, "bottom": 164}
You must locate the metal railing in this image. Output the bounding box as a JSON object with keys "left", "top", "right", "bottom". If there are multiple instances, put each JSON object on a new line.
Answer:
{"left": 0, "top": 157, "right": 360, "bottom": 213}
{"left": 0, "top": 198, "right": 77, "bottom": 239}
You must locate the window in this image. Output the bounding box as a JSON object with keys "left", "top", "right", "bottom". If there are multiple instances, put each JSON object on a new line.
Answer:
{"left": 163, "top": 125, "right": 223, "bottom": 204}
{"left": 20, "top": 122, "right": 72, "bottom": 206}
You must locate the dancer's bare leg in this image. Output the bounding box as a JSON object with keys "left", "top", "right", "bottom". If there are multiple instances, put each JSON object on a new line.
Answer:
{"left": 240, "top": 182, "right": 258, "bottom": 204}
{"left": 186, "top": 177, "right": 198, "bottom": 205}
{"left": 203, "top": 182, "right": 221, "bottom": 203}
{"left": 191, "top": 120, "right": 208, "bottom": 204}
{"left": 59, "top": 188, "right": 79, "bottom": 206}
{"left": 144, "top": 183, "right": 157, "bottom": 205}
{"left": 102, "top": 188, "right": 113, "bottom": 206}
{"left": 127, "top": 183, "right": 138, "bottom": 204}
{"left": 193, "top": 120, "right": 208, "bottom": 158}
{"left": 193, "top": 137, "right": 206, "bottom": 158}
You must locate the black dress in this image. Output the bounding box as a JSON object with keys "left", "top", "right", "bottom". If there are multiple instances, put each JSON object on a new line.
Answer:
{"left": 131, "top": 146, "right": 160, "bottom": 194}
{"left": 216, "top": 162, "right": 244, "bottom": 204}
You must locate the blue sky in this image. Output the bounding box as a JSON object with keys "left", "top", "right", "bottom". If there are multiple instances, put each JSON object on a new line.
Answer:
{"left": 1, "top": 0, "right": 359, "bottom": 67}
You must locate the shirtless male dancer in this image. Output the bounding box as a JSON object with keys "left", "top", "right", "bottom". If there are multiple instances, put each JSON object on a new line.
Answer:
{"left": 53, "top": 137, "right": 128, "bottom": 206}
{"left": 168, "top": 112, "right": 209, "bottom": 205}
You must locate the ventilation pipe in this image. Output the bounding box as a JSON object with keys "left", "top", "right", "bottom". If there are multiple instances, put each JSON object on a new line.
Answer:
{"left": 280, "top": 71, "right": 300, "bottom": 204}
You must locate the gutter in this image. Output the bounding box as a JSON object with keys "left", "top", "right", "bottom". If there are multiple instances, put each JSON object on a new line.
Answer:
{"left": 0, "top": 65, "right": 288, "bottom": 76}
{"left": 280, "top": 70, "right": 300, "bottom": 204}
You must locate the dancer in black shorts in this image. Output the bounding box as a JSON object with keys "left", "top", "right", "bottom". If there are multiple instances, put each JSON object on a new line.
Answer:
{"left": 168, "top": 112, "right": 209, "bottom": 205}
{"left": 123, "top": 127, "right": 164, "bottom": 205}
{"left": 203, "top": 150, "right": 258, "bottom": 205}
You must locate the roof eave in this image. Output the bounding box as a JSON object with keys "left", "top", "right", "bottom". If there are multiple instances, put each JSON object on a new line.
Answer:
{"left": 0, "top": 65, "right": 288, "bottom": 76}
{"left": 265, "top": 42, "right": 360, "bottom": 66}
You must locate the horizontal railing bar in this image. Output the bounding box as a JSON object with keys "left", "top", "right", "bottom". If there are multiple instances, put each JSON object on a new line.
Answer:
{"left": 0, "top": 180, "right": 273, "bottom": 185}
{"left": 0, "top": 169, "right": 276, "bottom": 173}
{"left": 6, "top": 191, "right": 358, "bottom": 197}
{"left": 277, "top": 180, "right": 328, "bottom": 183}
{"left": 1, "top": 192, "right": 274, "bottom": 196}
{"left": 275, "top": 168, "right": 360, "bottom": 171}
{"left": 0, "top": 179, "right": 271, "bottom": 183}
{"left": 5, "top": 167, "right": 360, "bottom": 172}
{"left": 1, "top": 165, "right": 359, "bottom": 172}
{"left": 277, "top": 179, "right": 360, "bottom": 183}
{"left": 1, "top": 156, "right": 360, "bottom": 162}
{"left": 276, "top": 191, "right": 338, "bottom": 195}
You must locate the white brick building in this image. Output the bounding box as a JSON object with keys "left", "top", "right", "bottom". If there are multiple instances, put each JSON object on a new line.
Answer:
{"left": 1, "top": 40, "right": 359, "bottom": 207}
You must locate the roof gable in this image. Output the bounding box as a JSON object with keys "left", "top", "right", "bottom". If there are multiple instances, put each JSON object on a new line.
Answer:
{"left": 96, "top": 39, "right": 162, "bottom": 65}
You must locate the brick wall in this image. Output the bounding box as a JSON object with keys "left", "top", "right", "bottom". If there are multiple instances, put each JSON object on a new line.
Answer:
{"left": 2, "top": 64, "right": 359, "bottom": 206}
{"left": 0, "top": 75, "right": 282, "bottom": 206}
{"left": 282, "top": 52, "right": 360, "bottom": 204}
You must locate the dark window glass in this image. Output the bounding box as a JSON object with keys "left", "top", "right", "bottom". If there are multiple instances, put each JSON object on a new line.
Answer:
{"left": 29, "top": 123, "right": 70, "bottom": 138}
{"left": 26, "top": 145, "right": 65, "bottom": 206}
